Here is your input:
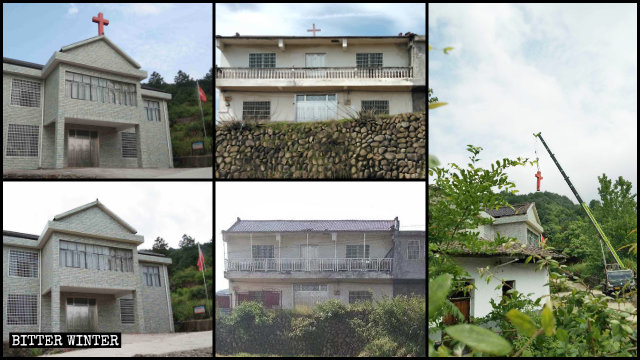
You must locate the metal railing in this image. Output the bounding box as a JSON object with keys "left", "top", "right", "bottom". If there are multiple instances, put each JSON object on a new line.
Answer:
{"left": 224, "top": 258, "right": 393, "bottom": 272}
{"left": 216, "top": 67, "right": 413, "bottom": 80}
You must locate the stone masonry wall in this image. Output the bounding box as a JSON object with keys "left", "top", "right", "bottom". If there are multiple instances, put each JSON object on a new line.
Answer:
{"left": 216, "top": 112, "right": 426, "bottom": 179}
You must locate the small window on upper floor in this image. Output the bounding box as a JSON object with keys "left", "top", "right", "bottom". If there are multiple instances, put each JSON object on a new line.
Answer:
{"left": 356, "top": 53, "right": 383, "bottom": 68}
{"left": 249, "top": 53, "right": 276, "bottom": 68}
{"left": 407, "top": 240, "right": 421, "bottom": 260}
{"left": 527, "top": 229, "right": 539, "bottom": 247}
{"left": 11, "top": 78, "right": 41, "bottom": 107}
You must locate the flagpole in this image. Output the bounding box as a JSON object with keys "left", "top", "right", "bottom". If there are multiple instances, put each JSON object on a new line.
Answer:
{"left": 196, "top": 81, "right": 207, "bottom": 149}
{"left": 199, "top": 243, "right": 211, "bottom": 318}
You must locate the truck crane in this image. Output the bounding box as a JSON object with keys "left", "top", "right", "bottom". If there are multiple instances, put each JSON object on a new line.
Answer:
{"left": 533, "top": 132, "right": 635, "bottom": 295}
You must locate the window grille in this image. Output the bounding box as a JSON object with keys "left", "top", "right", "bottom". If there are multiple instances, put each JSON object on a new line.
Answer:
{"left": 349, "top": 291, "right": 373, "bottom": 304}
{"left": 65, "top": 71, "right": 136, "bottom": 106}
{"left": 7, "top": 294, "right": 38, "bottom": 325}
{"left": 121, "top": 132, "right": 137, "bottom": 158}
{"left": 11, "top": 78, "right": 41, "bottom": 107}
{"left": 252, "top": 245, "right": 274, "bottom": 259}
{"left": 143, "top": 266, "right": 161, "bottom": 287}
{"left": 9, "top": 250, "right": 39, "bottom": 278}
{"left": 356, "top": 53, "right": 383, "bottom": 68}
{"left": 346, "top": 245, "right": 370, "bottom": 258}
{"left": 407, "top": 240, "right": 421, "bottom": 260}
{"left": 144, "top": 100, "right": 160, "bottom": 121}
{"left": 6, "top": 124, "right": 39, "bottom": 157}
{"left": 361, "top": 100, "right": 389, "bottom": 115}
{"left": 249, "top": 53, "right": 276, "bottom": 68}
{"left": 120, "top": 299, "right": 135, "bottom": 324}
{"left": 293, "top": 284, "right": 327, "bottom": 291}
{"left": 242, "top": 101, "right": 270, "bottom": 122}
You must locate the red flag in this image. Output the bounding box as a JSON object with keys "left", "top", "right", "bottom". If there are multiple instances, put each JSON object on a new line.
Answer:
{"left": 197, "top": 244, "right": 205, "bottom": 272}
{"left": 198, "top": 85, "right": 207, "bottom": 102}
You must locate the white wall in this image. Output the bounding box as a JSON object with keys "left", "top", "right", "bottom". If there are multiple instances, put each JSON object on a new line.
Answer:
{"left": 217, "top": 90, "right": 413, "bottom": 122}
{"left": 454, "top": 257, "right": 549, "bottom": 318}
{"left": 220, "top": 43, "right": 409, "bottom": 68}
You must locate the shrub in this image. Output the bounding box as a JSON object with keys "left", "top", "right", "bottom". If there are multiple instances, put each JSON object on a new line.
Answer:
{"left": 359, "top": 336, "right": 403, "bottom": 357}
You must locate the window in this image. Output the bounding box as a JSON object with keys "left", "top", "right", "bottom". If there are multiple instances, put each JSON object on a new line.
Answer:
{"left": 121, "top": 132, "right": 137, "bottom": 158}
{"left": 143, "top": 266, "right": 161, "bottom": 287}
{"left": 293, "top": 284, "right": 327, "bottom": 291}
{"left": 252, "top": 245, "right": 274, "bottom": 259}
{"left": 7, "top": 294, "right": 38, "bottom": 325}
{"left": 502, "top": 280, "right": 516, "bottom": 301}
{"left": 65, "top": 71, "right": 136, "bottom": 106}
{"left": 144, "top": 100, "right": 160, "bottom": 121}
{"left": 407, "top": 240, "right": 421, "bottom": 260}
{"left": 59, "top": 240, "right": 132, "bottom": 272}
{"left": 527, "top": 229, "right": 539, "bottom": 247}
{"left": 120, "top": 299, "right": 135, "bottom": 324}
{"left": 356, "top": 53, "right": 383, "bottom": 68}
{"left": 242, "top": 101, "right": 270, "bottom": 122}
{"left": 346, "top": 244, "right": 370, "bottom": 258}
{"left": 249, "top": 53, "right": 276, "bottom": 68}
{"left": 349, "top": 291, "right": 373, "bottom": 304}
{"left": 361, "top": 100, "right": 389, "bottom": 115}
{"left": 10, "top": 78, "right": 41, "bottom": 107}
{"left": 6, "top": 124, "right": 39, "bottom": 157}
{"left": 9, "top": 250, "right": 39, "bottom": 278}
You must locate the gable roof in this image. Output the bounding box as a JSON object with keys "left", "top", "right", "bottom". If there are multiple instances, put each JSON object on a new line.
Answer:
{"left": 59, "top": 35, "right": 141, "bottom": 69}
{"left": 485, "top": 203, "right": 532, "bottom": 218}
{"left": 225, "top": 219, "right": 396, "bottom": 233}
{"left": 53, "top": 199, "right": 137, "bottom": 234}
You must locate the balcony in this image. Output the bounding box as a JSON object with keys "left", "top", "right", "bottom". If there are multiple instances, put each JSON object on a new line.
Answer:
{"left": 224, "top": 258, "right": 393, "bottom": 280}
{"left": 215, "top": 67, "right": 415, "bottom": 89}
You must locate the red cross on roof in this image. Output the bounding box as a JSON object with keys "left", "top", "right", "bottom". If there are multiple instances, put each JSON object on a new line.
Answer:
{"left": 307, "top": 23, "right": 321, "bottom": 36}
{"left": 92, "top": 12, "right": 109, "bottom": 36}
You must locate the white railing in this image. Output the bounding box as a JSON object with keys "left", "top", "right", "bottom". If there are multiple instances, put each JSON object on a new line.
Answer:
{"left": 225, "top": 258, "right": 393, "bottom": 272}
{"left": 216, "top": 67, "right": 413, "bottom": 80}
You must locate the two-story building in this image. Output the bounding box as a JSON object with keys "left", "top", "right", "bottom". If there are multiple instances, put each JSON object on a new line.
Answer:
{"left": 215, "top": 34, "right": 425, "bottom": 122}
{"left": 2, "top": 199, "right": 174, "bottom": 340}
{"left": 3, "top": 34, "right": 173, "bottom": 170}
{"left": 222, "top": 218, "right": 425, "bottom": 310}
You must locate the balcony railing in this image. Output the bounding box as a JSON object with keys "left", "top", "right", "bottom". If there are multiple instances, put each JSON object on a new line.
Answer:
{"left": 216, "top": 67, "right": 412, "bottom": 80}
{"left": 225, "top": 258, "right": 393, "bottom": 272}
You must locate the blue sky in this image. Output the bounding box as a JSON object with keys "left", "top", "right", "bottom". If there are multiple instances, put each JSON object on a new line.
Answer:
{"left": 3, "top": 3, "right": 212, "bottom": 83}
{"left": 429, "top": 3, "right": 637, "bottom": 203}
{"left": 215, "top": 3, "right": 426, "bottom": 121}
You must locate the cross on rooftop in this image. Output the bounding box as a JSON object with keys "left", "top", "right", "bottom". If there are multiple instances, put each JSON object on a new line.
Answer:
{"left": 92, "top": 12, "right": 109, "bottom": 36}
{"left": 307, "top": 23, "right": 321, "bottom": 36}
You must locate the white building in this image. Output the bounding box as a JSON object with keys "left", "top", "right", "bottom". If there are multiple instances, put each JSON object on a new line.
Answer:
{"left": 440, "top": 203, "right": 560, "bottom": 322}
{"left": 215, "top": 34, "right": 425, "bottom": 122}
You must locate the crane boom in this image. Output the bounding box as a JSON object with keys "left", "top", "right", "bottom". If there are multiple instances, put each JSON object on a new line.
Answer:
{"left": 533, "top": 132, "right": 625, "bottom": 269}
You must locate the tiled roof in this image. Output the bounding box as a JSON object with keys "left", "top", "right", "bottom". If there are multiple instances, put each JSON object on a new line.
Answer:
{"left": 226, "top": 219, "right": 396, "bottom": 232}
{"left": 485, "top": 203, "right": 532, "bottom": 218}
{"left": 3, "top": 230, "right": 39, "bottom": 240}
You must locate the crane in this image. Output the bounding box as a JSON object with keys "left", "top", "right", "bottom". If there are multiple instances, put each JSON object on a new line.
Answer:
{"left": 533, "top": 132, "right": 635, "bottom": 294}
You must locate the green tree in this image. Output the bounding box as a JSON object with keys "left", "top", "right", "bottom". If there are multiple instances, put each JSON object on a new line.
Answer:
{"left": 152, "top": 236, "right": 170, "bottom": 255}
{"left": 148, "top": 71, "right": 166, "bottom": 88}
{"left": 428, "top": 88, "right": 438, "bottom": 104}
{"left": 174, "top": 70, "right": 193, "bottom": 85}
{"left": 179, "top": 234, "right": 196, "bottom": 248}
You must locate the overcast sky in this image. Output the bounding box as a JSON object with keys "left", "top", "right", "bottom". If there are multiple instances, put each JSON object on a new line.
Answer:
{"left": 429, "top": 3, "right": 637, "bottom": 203}
{"left": 3, "top": 182, "right": 213, "bottom": 251}
{"left": 3, "top": 3, "right": 212, "bottom": 82}
{"left": 215, "top": 2, "right": 427, "bottom": 122}
{"left": 214, "top": 181, "right": 426, "bottom": 291}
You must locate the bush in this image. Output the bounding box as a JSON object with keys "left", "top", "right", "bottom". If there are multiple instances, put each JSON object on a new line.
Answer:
{"left": 359, "top": 336, "right": 403, "bottom": 357}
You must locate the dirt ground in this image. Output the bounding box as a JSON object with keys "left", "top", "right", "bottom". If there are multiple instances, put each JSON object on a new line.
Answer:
{"left": 134, "top": 346, "right": 212, "bottom": 357}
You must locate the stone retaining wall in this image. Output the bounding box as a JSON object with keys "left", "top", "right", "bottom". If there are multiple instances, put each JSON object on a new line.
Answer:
{"left": 215, "top": 112, "right": 426, "bottom": 179}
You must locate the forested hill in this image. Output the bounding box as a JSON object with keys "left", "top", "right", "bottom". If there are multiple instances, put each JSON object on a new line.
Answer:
{"left": 500, "top": 174, "right": 637, "bottom": 285}
{"left": 142, "top": 69, "right": 214, "bottom": 156}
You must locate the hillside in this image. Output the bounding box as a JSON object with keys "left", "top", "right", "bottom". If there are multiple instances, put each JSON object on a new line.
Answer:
{"left": 140, "top": 236, "right": 213, "bottom": 324}
{"left": 142, "top": 68, "right": 214, "bottom": 157}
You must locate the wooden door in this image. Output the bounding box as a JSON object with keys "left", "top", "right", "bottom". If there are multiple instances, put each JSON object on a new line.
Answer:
{"left": 442, "top": 298, "right": 470, "bottom": 325}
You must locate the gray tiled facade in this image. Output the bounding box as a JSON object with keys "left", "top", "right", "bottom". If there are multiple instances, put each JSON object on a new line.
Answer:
{"left": 3, "top": 35, "right": 173, "bottom": 170}
{"left": 2, "top": 200, "right": 174, "bottom": 340}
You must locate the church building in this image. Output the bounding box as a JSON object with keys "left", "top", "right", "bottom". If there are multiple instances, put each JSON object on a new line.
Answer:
{"left": 3, "top": 13, "right": 173, "bottom": 169}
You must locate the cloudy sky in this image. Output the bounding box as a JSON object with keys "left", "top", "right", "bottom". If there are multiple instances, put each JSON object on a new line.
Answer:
{"left": 215, "top": 3, "right": 427, "bottom": 121}
{"left": 2, "top": 3, "right": 212, "bottom": 82}
{"left": 3, "top": 182, "right": 213, "bottom": 251}
{"left": 429, "top": 3, "right": 637, "bottom": 203}
{"left": 214, "top": 182, "right": 426, "bottom": 291}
